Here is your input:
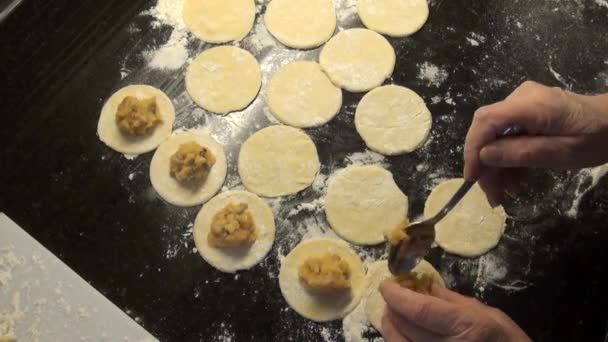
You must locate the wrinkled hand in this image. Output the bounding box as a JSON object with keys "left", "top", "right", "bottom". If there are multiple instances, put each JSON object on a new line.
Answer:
{"left": 379, "top": 280, "right": 531, "bottom": 342}
{"left": 464, "top": 81, "right": 608, "bottom": 206}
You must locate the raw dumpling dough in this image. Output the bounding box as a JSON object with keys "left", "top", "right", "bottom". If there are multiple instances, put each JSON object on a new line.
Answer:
{"left": 266, "top": 61, "right": 342, "bottom": 128}
{"left": 150, "top": 129, "right": 227, "bottom": 207}
{"left": 357, "top": 0, "right": 429, "bottom": 37}
{"left": 364, "top": 260, "right": 444, "bottom": 332}
{"left": 193, "top": 190, "right": 276, "bottom": 273}
{"left": 319, "top": 28, "right": 395, "bottom": 92}
{"left": 183, "top": 0, "right": 255, "bottom": 43}
{"left": 264, "top": 0, "right": 337, "bottom": 49}
{"left": 185, "top": 46, "right": 262, "bottom": 114}
{"left": 424, "top": 179, "right": 507, "bottom": 257}
{"left": 97, "top": 85, "right": 175, "bottom": 155}
{"left": 238, "top": 126, "right": 320, "bottom": 197}
{"left": 325, "top": 165, "right": 408, "bottom": 245}
{"left": 355, "top": 85, "right": 432, "bottom": 156}
{"left": 279, "top": 238, "right": 366, "bottom": 322}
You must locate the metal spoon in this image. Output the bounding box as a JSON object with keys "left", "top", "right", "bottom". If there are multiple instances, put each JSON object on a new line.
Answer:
{"left": 388, "top": 124, "right": 524, "bottom": 275}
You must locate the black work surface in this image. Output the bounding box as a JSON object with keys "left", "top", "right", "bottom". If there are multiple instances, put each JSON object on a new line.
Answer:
{"left": 1, "top": 0, "right": 608, "bottom": 341}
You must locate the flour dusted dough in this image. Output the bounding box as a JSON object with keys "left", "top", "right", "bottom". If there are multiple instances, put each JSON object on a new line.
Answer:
{"left": 325, "top": 165, "right": 408, "bottom": 245}
{"left": 364, "top": 260, "right": 444, "bottom": 332}
{"left": 183, "top": 0, "right": 255, "bottom": 43}
{"left": 193, "top": 190, "right": 275, "bottom": 273}
{"left": 355, "top": 85, "right": 432, "bottom": 156}
{"left": 185, "top": 46, "right": 261, "bottom": 114}
{"left": 279, "top": 238, "right": 366, "bottom": 322}
{"left": 425, "top": 179, "right": 507, "bottom": 257}
{"left": 150, "top": 130, "right": 227, "bottom": 207}
{"left": 319, "top": 28, "right": 395, "bottom": 92}
{"left": 357, "top": 0, "right": 429, "bottom": 37}
{"left": 267, "top": 61, "right": 342, "bottom": 128}
{"left": 264, "top": 0, "right": 336, "bottom": 49}
{"left": 238, "top": 126, "right": 320, "bottom": 197}
{"left": 98, "top": 85, "right": 175, "bottom": 155}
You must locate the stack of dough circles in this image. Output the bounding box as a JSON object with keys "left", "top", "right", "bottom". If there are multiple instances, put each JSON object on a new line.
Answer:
{"left": 264, "top": 0, "right": 337, "bottom": 49}
{"left": 325, "top": 165, "right": 408, "bottom": 245}
{"left": 279, "top": 238, "right": 366, "bottom": 321}
{"left": 357, "top": 0, "right": 429, "bottom": 37}
{"left": 319, "top": 28, "right": 395, "bottom": 92}
{"left": 183, "top": 0, "right": 255, "bottom": 43}
{"left": 97, "top": 85, "right": 175, "bottom": 155}
{"left": 364, "top": 260, "right": 445, "bottom": 332}
{"left": 185, "top": 46, "right": 262, "bottom": 114}
{"left": 238, "top": 125, "right": 320, "bottom": 197}
{"left": 149, "top": 129, "right": 227, "bottom": 207}
{"left": 355, "top": 85, "right": 432, "bottom": 156}
{"left": 193, "top": 190, "right": 276, "bottom": 273}
{"left": 424, "top": 179, "right": 507, "bottom": 257}
{"left": 266, "top": 61, "right": 342, "bottom": 128}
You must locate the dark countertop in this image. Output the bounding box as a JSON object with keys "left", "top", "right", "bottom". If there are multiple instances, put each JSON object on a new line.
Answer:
{"left": 1, "top": 0, "right": 608, "bottom": 341}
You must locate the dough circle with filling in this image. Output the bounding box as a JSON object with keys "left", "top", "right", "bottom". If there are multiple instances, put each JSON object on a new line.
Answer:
{"left": 357, "top": 0, "right": 429, "bottom": 37}
{"left": 98, "top": 85, "right": 175, "bottom": 155}
{"left": 150, "top": 130, "right": 227, "bottom": 207}
{"left": 183, "top": 0, "right": 256, "bottom": 43}
{"left": 267, "top": 61, "right": 342, "bottom": 128}
{"left": 319, "top": 28, "right": 395, "bottom": 92}
{"left": 364, "top": 260, "right": 445, "bottom": 332}
{"left": 424, "top": 178, "right": 507, "bottom": 257}
{"left": 238, "top": 125, "right": 320, "bottom": 197}
{"left": 279, "top": 238, "right": 366, "bottom": 322}
{"left": 186, "top": 46, "right": 262, "bottom": 114}
{"left": 355, "top": 85, "right": 432, "bottom": 155}
{"left": 264, "top": 0, "right": 337, "bottom": 49}
{"left": 325, "top": 165, "right": 408, "bottom": 245}
{"left": 193, "top": 190, "right": 276, "bottom": 273}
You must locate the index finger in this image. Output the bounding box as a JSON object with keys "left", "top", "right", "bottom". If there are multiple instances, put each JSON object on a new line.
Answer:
{"left": 378, "top": 280, "right": 473, "bottom": 335}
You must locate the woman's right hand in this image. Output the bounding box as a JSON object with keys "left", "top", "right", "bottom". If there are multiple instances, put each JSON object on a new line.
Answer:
{"left": 463, "top": 81, "right": 608, "bottom": 206}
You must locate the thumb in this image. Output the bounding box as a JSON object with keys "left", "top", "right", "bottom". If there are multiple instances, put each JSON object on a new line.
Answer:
{"left": 480, "top": 135, "right": 580, "bottom": 169}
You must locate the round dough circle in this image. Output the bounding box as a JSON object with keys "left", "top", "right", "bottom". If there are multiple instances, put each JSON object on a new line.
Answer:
{"left": 264, "top": 0, "right": 337, "bottom": 49}
{"left": 364, "top": 260, "right": 444, "bottom": 332}
{"left": 267, "top": 61, "right": 342, "bottom": 128}
{"left": 193, "top": 190, "right": 276, "bottom": 273}
{"left": 183, "top": 0, "right": 255, "bottom": 43}
{"left": 149, "top": 130, "right": 227, "bottom": 207}
{"left": 319, "top": 28, "right": 395, "bottom": 92}
{"left": 238, "top": 126, "right": 320, "bottom": 197}
{"left": 279, "top": 238, "right": 366, "bottom": 322}
{"left": 424, "top": 179, "right": 507, "bottom": 257}
{"left": 325, "top": 165, "right": 408, "bottom": 245}
{"left": 97, "top": 85, "right": 175, "bottom": 155}
{"left": 355, "top": 85, "right": 432, "bottom": 156}
{"left": 357, "top": 0, "right": 429, "bottom": 37}
{"left": 185, "top": 46, "right": 262, "bottom": 114}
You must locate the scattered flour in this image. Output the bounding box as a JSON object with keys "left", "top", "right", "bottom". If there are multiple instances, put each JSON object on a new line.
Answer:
{"left": 594, "top": 0, "right": 608, "bottom": 8}
{"left": 567, "top": 163, "right": 608, "bottom": 217}
{"left": 548, "top": 61, "right": 571, "bottom": 89}
{"left": 334, "top": 0, "right": 358, "bottom": 26}
{"left": 344, "top": 151, "right": 388, "bottom": 168}
{"left": 417, "top": 62, "right": 449, "bottom": 87}
{"left": 144, "top": 0, "right": 190, "bottom": 70}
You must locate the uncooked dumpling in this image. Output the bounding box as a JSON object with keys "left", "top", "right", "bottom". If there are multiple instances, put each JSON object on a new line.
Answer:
{"left": 238, "top": 126, "right": 320, "bottom": 197}
{"left": 264, "top": 0, "right": 337, "bottom": 49}
{"left": 279, "top": 238, "right": 366, "bottom": 322}
{"left": 319, "top": 28, "right": 395, "bottom": 92}
{"left": 424, "top": 178, "right": 507, "bottom": 257}
{"left": 97, "top": 85, "right": 175, "bottom": 155}
{"left": 357, "top": 0, "right": 429, "bottom": 37}
{"left": 193, "top": 190, "right": 275, "bottom": 273}
{"left": 149, "top": 129, "right": 227, "bottom": 207}
{"left": 183, "top": 0, "right": 255, "bottom": 43}
{"left": 355, "top": 85, "right": 432, "bottom": 156}
{"left": 364, "top": 260, "right": 444, "bottom": 332}
{"left": 185, "top": 46, "right": 261, "bottom": 114}
{"left": 266, "top": 61, "right": 342, "bottom": 128}
{"left": 325, "top": 165, "right": 408, "bottom": 245}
